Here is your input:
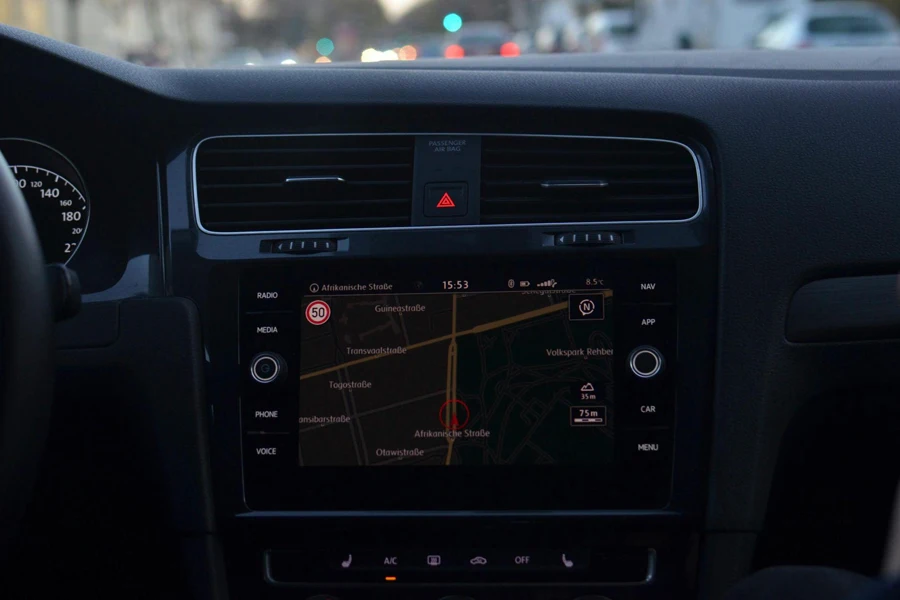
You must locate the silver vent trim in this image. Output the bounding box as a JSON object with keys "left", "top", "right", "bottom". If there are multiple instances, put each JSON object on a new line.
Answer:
{"left": 191, "top": 133, "right": 705, "bottom": 236}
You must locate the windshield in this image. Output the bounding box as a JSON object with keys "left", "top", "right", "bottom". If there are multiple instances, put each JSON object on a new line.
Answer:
{"left": 1, "top": 0, "right": 898, "bottom": 66}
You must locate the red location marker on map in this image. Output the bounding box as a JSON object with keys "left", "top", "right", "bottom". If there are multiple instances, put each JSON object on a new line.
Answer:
{"left": 438, "top": 400, "right": 470, "bottom": 431}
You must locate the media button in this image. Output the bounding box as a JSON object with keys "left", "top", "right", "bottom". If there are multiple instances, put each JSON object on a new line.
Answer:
{"left": 243, "top": 313, "right": 300, "bottom": 348}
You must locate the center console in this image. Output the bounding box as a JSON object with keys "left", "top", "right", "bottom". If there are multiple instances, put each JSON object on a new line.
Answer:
{"left": 170, "top": 127, "right": 716, "bottom": 600}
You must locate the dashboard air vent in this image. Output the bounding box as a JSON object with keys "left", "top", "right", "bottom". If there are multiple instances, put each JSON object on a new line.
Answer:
{"left": 195, "top": 135, "right": 415, "bottom": 232}
{"left": 480, "top": 136, "right": 700, "bottom": 224}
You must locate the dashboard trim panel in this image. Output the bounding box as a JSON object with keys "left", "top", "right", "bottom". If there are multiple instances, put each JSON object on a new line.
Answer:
{"left": 191, "top": 132, "right": 707, "bottom": 236}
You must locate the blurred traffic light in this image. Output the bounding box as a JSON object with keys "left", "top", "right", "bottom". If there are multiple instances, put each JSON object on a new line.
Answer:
{"left": 443, "top": 13, "right": 463, "bottom": 33}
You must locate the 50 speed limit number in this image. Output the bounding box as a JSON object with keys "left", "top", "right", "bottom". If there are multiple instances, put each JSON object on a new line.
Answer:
{"left": 305, "top": 300, "right": 331, "bottom": 326}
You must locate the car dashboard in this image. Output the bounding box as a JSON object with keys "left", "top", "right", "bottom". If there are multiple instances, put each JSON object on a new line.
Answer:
{"left": 4, "top": 23, "right": 900, "bottom": 600}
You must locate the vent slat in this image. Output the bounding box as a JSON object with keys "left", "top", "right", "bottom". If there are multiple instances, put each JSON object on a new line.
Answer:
{"left": 481, "top": 210, "right": 692, "bottom": 224}
{"left": 480, "top": 136, "right": 700, "bottom": 224}
{"left": 200, "top": 198, "right": 410, "bottom": 209}
{"left": 483, "top": 178, "right": 697, "bottom": 186}
{"left": 199, "top": 163, "right": 411, "bottom": 172}
{"left": 195, "top": 135, "right": 414, "bottom": 232}
{"left": 483, "top": 194, "right": 698, "bottom": 203}
{"left": 201, "top": 180, "right": 411, "bottom": 190}
{"left": 483, "top": 166, "right": 695, "bottom": 174}
{"left": 205, "top": 216, "right": 408, "bottom": 230}
{"left": 203, "top": 146, "right": 411, "bottom": 155}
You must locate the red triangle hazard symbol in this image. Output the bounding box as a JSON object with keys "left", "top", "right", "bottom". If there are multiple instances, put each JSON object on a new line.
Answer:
{"left": 436, "top": 193, "right": 456, "bottom": 208}
{"left": 451, "top": 416, "right": 460, "bottom": 428}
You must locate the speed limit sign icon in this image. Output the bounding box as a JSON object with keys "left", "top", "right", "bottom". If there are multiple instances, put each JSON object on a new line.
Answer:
{"left": 305, "top": 300, "right": 331, "bottom": 326}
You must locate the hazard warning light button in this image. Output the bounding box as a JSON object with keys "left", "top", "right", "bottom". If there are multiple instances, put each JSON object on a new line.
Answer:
{"left": 424, "top": 182, "right": 468, "bottom": 217}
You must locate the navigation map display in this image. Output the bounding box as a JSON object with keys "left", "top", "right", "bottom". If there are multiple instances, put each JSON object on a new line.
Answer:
{"left": 296, "top": 274, "right": 616, "bottom": 467}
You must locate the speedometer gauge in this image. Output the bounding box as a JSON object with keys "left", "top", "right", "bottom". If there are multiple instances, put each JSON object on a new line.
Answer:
{"left": 12, "top": 166, "right": 89, "bottom": 263}
{"left": 0, "top": 139, "right": 90, "bottom": 264}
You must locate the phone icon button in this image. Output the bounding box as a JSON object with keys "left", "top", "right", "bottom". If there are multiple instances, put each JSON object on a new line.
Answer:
{"left": 341, "top": 554, "right": 353, "bottom": 568}
{"left": 561, "top": 553, "right": 574, "bottom": 568}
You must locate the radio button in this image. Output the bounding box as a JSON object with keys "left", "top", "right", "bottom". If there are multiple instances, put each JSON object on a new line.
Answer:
{"left": 242, "top": 280, "right": 293, "bottom": 312}
{"left": 628, "top": 346, "right": 664, "bottom": 379}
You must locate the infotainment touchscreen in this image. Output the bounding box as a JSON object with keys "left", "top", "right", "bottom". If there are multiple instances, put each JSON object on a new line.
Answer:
{"left": 240, "top": 259, "right": 676, "bottom": 510}
{"left": 296, "top": 277, "right": 615, "bottom": 467}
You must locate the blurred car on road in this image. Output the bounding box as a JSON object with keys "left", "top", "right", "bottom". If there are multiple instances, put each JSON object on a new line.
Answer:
{"left": 445, "top": 21, "right": 520, "bottom": 57}
{"left": 585, "top": 9, "right": 639, "bottom": 52}
{"left": 754, "top": 1, "right": 900, "bottom": 49}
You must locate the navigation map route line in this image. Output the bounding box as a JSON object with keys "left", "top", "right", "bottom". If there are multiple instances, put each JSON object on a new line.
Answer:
{"left": 298, "top": 300, "right": 569, "bottom": 381}
{"left": 444, "top": 293, "right": 459, "bottom": 466}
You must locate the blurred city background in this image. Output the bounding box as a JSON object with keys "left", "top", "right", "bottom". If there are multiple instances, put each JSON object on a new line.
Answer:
{"left": 1, "top": 0, "right": 899, "bottom": 66}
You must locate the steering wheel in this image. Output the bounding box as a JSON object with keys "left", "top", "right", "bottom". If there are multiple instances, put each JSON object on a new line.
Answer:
{"left": 0, "top": 150, "right": 53, "bottom": 560}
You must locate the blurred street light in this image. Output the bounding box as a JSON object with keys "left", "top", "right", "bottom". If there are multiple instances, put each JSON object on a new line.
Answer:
{"left": 316, "top": 37, "right": 335, "bottom": 56}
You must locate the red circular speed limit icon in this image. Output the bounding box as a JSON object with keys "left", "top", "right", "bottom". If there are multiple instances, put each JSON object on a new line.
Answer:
{"left": 305, "top": 300, "right": 331, "bottom": 326}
